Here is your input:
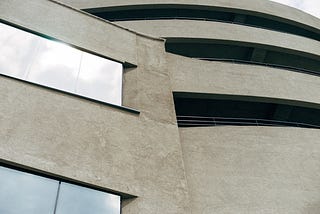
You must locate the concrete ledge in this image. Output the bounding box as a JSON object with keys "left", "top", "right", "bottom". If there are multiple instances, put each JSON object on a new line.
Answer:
{"left": 118, "top": 20, "right": 320, "bottom": 59}
{"left": 60, "top": 0, "right": 320, "bottom": 32}
{"left": 168, "top": 54, "right": 320, "bottom": 106}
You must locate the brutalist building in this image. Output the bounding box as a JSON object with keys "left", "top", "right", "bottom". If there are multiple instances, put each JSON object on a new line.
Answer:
{"left": 1, "top": 0, "right": 320, "bottom": 213}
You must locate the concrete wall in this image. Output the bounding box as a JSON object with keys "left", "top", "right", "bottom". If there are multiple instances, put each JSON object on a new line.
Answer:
{"left": 60, "top": 0, "right": 320, "bottom": 31}
{"left": 0, "top": 0, "right": 138, "bottom": 65}
{"left": 168, "top": 54, "right": 320, "bottom": 107}
{"left": 118, "top": 20, "right": 320, "bottom": 59}
{"left": 180, "top": 127, "right": 320, "bottom": 213}
{"left": 1, "top": 0, "right": 320, "bottom": 213}
{"left": 0, "top": 0, "right": 190, "bottom": 213}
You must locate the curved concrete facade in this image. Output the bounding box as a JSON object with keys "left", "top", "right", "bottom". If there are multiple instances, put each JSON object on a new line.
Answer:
{"left": 61, "top": 0, "right": 320, "bottom": 32}
{"left": 118, "top": 20, "right": 320, "bottom": 59}
{"left": 167, "top": 54, "right": 320, "bottom": 107}
{"left": 180, "top": 127, "right": 320, "bottom": 213}
{"left": 1, "top": 0, "right": 320, "bottom": 214}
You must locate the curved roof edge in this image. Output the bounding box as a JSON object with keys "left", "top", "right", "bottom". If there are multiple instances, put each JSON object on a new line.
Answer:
{"left": 117, "top": 20, "right": 320, "bottom": 60}
{"left": 59, "top": 0, "right": 320, "bottom": 32}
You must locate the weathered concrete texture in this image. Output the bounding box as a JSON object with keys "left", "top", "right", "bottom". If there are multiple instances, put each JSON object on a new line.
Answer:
{"left": 179, "top": 127, "right": 320, "bottom": 214}
{"left": 118, "top": 20, "right": 320, "bottom": 59}
{"left": 168, "top": 54, "right": 320, "bottom": 107}
{"left": 0, "top": 1, "right": 190, "bottom": 213}
{"left": 0, "top": 0, "right": 138, "bottom": 65}
{"left": 0, "top": 38, "right": 189, "bottom": 213}
{"left": 60, "top": 0, "right": 320, "bottom": 31}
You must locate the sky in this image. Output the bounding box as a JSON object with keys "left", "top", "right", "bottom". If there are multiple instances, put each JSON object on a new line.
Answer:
{"left": 270, "top": 0, "right": 320, "bottom": 18}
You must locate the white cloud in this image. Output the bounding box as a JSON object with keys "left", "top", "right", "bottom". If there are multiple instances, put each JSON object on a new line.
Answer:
{"left": 270, "top": 0, "right": 320, "bottom": 18}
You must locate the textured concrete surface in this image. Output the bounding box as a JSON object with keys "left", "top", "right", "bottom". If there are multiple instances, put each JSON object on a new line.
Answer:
{"left": 118, "top": 20, "right": 320, "bottom": 59}
{"left": 1, "top": 0, "right": 320, "bottom": 213}
{"left": 60, "top": 0, "right": 320, "bottom": 31}
{"left": 0, "top": 41, "right": 189, "bottom": 214}
{"left": 180, "top": 127, "right": 320, "bottom": 214}
{"left": 168, "top": 54, "right": 320, "bottom": 107}
{"left": 0, "top": 0, "right": 138, "bottom": 65}
{"left": 0, "top": 1, "right": 189, "bottom": 213}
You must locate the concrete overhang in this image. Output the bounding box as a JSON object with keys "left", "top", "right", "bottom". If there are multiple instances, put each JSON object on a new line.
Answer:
{"left": 60, "top": 0, "right": 320, "bottom": 34}
{"left": 168, "top": 54, "right": 320, "bottom": 108}
{"left": 117, "top": 20, "right": 320, "bottom": 60}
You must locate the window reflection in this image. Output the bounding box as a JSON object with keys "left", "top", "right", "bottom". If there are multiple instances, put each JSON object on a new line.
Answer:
{"left": 76, "top": 52, "right": 122, "bottom": 105}
{"left": 0, "top": 23, "right": 39, "bottom": 79}
{"left": 0, "top": 166, "right": 121, "bottom": 214}
{"left": 0, "top": 22, "right": 122, "bottom": 105}
{"left": 56, "top": 183, "right": 121, "bottom": 214}
{"left": 0, "top": 166, "right": 59, "bottom": 214}
{"left": 27, "top": 39, "right": 82, "bottom": 93}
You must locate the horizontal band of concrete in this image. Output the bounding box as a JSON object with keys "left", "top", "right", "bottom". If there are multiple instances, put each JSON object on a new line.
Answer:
{"left": 180, "top": 126, "right": 320, "bottom": 213}
{"left": 0, "top": 0, "right": 138, "bottom": 65}
{"left": 60, "top": 0, "right": 320, "bottom": 33}
{"left": 118, "top": 20, "right": 320, "bottom": 60}
{"left": 168, "top": 54, "right": 320, "bottom": 106}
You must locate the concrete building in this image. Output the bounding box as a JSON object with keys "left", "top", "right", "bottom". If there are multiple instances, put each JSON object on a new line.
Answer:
{"left": 1, "top": 0, "right": 320, "bottom": 213}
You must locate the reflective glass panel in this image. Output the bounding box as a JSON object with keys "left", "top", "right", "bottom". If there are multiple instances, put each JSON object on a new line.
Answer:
{"left": 76, "top": 52, "right": 122, "bottom": 105}
{"left": 0, "top": 166, "right": 59, "bottom": 214}
{"left": 56, "top": 182, "right": 121, "bottom": 214}
{"left": 0, "top": 23, "right": 39, "bottom": 79}
{"left": 27, "top": 38, "right": 82, "bottom": 93}
{"left": 0, "top": 22, "right": 123, "bottom": 106}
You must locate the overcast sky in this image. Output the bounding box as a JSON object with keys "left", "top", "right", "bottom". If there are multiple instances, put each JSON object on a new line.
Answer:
{"left": 270, "top": 0, "right": 320, "bottom": 18}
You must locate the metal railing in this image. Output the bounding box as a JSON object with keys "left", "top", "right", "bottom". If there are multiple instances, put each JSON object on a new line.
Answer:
{"left": 177, "top": 115, "right": 320, "bottom": 129}
{"left": 194, "top": 58, "right": 320, "bottom": 77}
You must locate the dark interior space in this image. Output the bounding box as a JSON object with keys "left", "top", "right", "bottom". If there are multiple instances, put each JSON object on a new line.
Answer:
{"left": 174, "top": 95, "right": 320, "bottom": 128}
{"left": 165, "top": 40, "right": 320, "bottom": 75}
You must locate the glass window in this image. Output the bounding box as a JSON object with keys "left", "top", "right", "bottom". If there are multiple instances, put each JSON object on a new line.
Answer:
{"left": 0, "top": 166, "right": 59, "bottom": 214}
{"left": 55, "top": 182, "right": 121, "bottom": 214}
{"left": 76, "top": 52, "right": 122, "bottom": 105}
{"left": 27, "top": 38, "right": 82, "bottom": 93}
{"left": 0, "top": 22, "right": 123, "bottom": 106}
{"left": 0, "top": 23, "right": 39, "bottom": 79}
{"left": 0, "top": 166, "right": 121, "bottom": 214}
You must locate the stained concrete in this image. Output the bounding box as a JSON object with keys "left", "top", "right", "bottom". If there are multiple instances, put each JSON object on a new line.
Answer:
{"left": 1, "top": 0, "right": 320, "bottom": 213}
{"left": 168, "top": 54, "right": 320, "bottom": 107}
{"left": 0, "top": 1, "right": 189, "bottom": 213}
{"left": 0, "top": 0, "right": 138, "bottom": 65}
{"left": 179, "top": 127, "right": 320, "bottom": 213}
{"left": 117, "top": 20, "right": 320, "bottom": 59}
{"left": 60, "top": 0, "right": 320, "bottom": 31}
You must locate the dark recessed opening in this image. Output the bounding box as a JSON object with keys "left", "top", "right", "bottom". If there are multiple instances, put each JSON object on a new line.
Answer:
{"left": 165, "top": 39, "right": 320, "bottom": 76}
{"left": 174, "top": 94, "right": 320, "bottom": 129}
{"left": 85, "top": 6, "right": 320, "bottom": 41}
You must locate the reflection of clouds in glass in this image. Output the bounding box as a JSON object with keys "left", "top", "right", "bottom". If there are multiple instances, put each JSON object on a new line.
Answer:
{"left": 56, "top": 182, "right": 121, "bottom": 214}
{"left": 105, "top": 193, "right": 121, "bottom": 212}
{"left": 0, "top": 166, "right": 59, "bottom": 214}
{"left": 270, "top": 0, "right": 320, "bottom": 18}
{"left": 27, "top": 39, "right": 82, "bottom": 92}
{"left": 0, "top": 23, "right": 39, "bottom": 79}
{"left": 0, "top": 22, "right": 123, "bottom": 105}
{"left": 76, "top": 52, "right": 122, "bottom": 105}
